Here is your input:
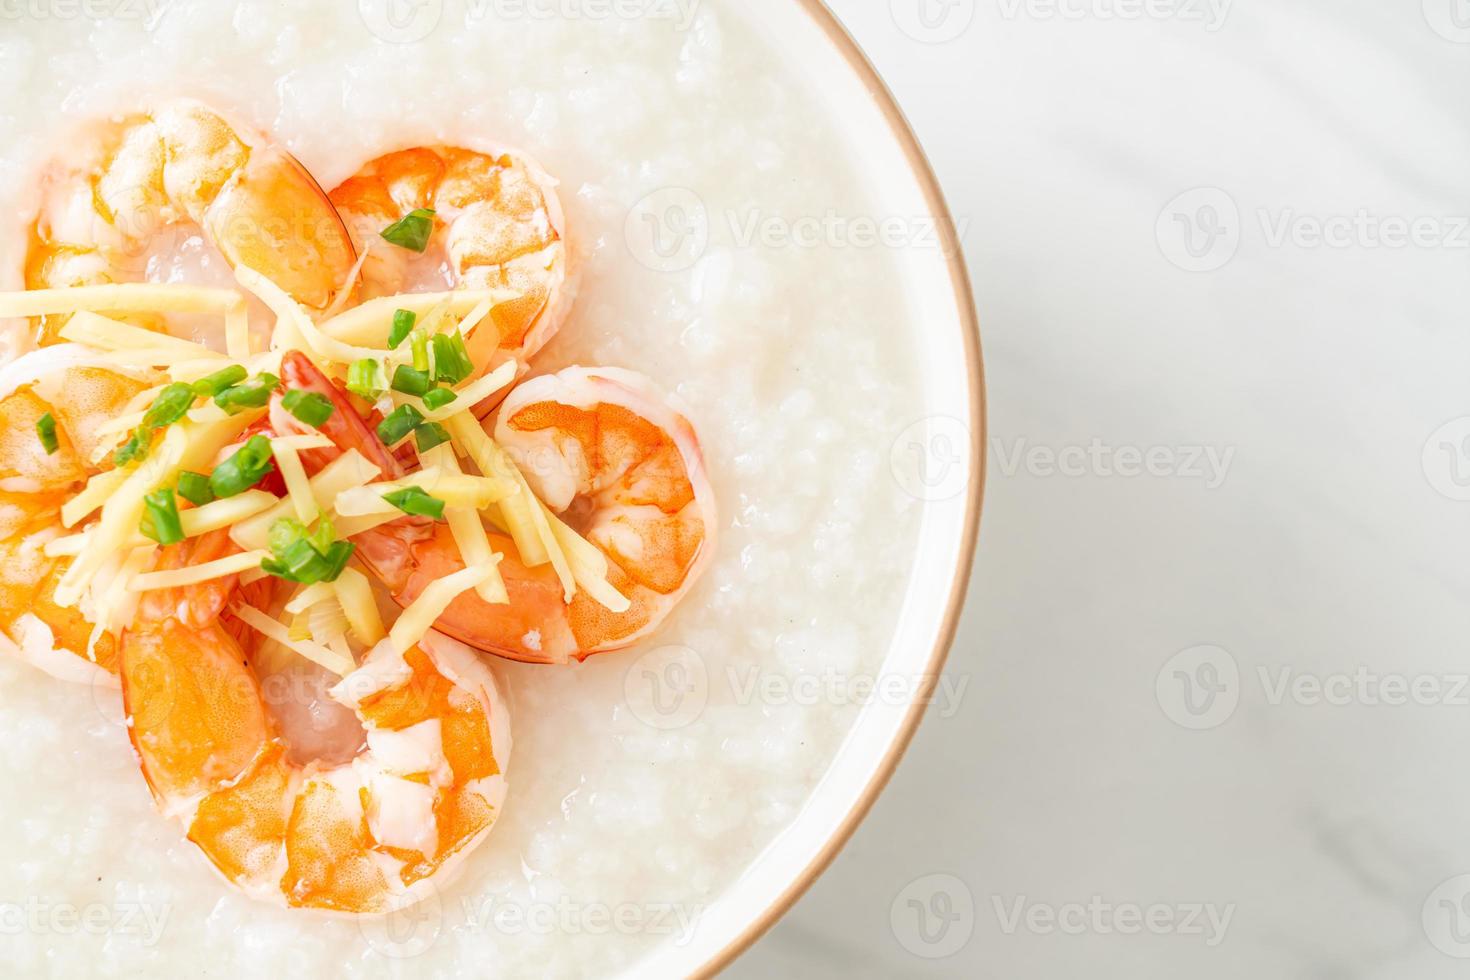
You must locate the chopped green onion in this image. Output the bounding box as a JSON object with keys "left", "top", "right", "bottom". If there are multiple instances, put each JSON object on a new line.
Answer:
{"left": 141, "top": 382, "right": 198, "bottom": 430}
{"left": 176, "top": 471, "right": 216, "bottom": 507}
{"left": 214, "top": 373, "right": 280, "bottom": 415}
{"left": 139, "top": 488, "right": 184, "bottom": 545}
{"left": 209, "top": 434, "right": 276, "bottom": 498}
{"left": 431, "top": 331, "right": 473, "bottom": 385}
{"left": 191, "top": 365, "right": 248, "bottom": 398}
{"left": 383, "top": 486, "right": 446, "bottom": 521}
{"left": 36, "top": 413, "right": 59, "bottom": 455}
{"left": 262, "top": 517, "right": 353, "bottom": 584}
{"left": 347, "top": 359, "right": 386, "bottom": 400}
{"left": 269, "top": 517, "right": 309, "bottom": 555}
{"left": 308, "top": 515, "right": 338, "bottom": 555}
{"left": 388, "top": 310, "right": 416, "bottom": 349}
{"left": 391, "top": 365, "right": 433, "bottom": 397}
{"left": 282, "top": 390, "right": 335, "bottom": 429}
{"left": 422, "top": 387, "right": 458, "bottom": 411}
{"left": 411, "top": 329, "right": 430, "bottom": 373}
{"left": 376, "top": 404, "right": 424, "bottom": 446}
{"left": 414, "top": 422, "right": 451, "bottom": 453}
{"left": 113, "top": 429, "right": 152, "bottom": 468}
{"left": 380, "top": 208, "right": 436, "bottom": 253}
{"left": 320, "top": 541, "right": 356, "bottom": 582}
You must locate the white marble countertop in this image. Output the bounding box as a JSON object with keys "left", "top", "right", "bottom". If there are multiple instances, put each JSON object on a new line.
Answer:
{"left": 733, "top": 1, "right": 1470, "bottom": 976}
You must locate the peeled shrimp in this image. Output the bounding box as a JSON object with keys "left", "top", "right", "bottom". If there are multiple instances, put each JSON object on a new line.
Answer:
{"left": 0, "top": 346, "right": 156, "bottom": 684}
{"left": 26, "top": 99, "right": 356, "bottom": 343}
{"left": 273, "top": 352, "right": 715, "bottom": 665}
{"left": 121, "top": 531, "right": 511, "bottom": 914}
{"left": 329, "top": 146, "right": 570, "bottom": 375}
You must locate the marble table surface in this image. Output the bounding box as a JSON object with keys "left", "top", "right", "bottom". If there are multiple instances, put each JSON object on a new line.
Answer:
{"left": 732, "top": 0, "right": 1470, "bottom": 976}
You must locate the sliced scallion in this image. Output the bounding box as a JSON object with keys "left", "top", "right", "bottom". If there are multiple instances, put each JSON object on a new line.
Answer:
{"left": 282, "top": 389, "right": 335, "bottom": 429}
{"left": 380, "top": 208, "right": 436, "bottom": 253}
{"left": 383, "top": 485, "right": 446, "bottom": 521}
{"left": 139, "top": 488, "right": 184, "bottom": 545}
{"left": 209, "top": 434, "right": 276, "bottom": 498}
{"left": 36, "top": 413, "right": 59, "bottom": 455}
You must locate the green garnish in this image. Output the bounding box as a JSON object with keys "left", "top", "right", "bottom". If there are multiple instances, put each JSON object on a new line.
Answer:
{"left": 422, "top": 387, "right": 458, "bottom": 411}
{"left": 414, "top": 422, "right": 451, "bottom": 452}
{"left": 209, "top": 434, "right": 276, "bottom": 498}
{"left": 176, "top": 471, "right": 216, "bottom": 507}
{"left": 36, "top": 413, "right": 59, "bottom": 455}
{"left": 141, "top": 383, "right": 198, "bottom": 430}
{"left": 431, "top": 331, "right": 473, "bottom": 385}
{"left": 410, "top": 330, "right": 430, "bottom": 373}
{"left": 376, "top": 404, "right": 425, "bottom": 446}
{"left": 261, "top": 517, "right": 355, "bottom": 584}
{"left": 214, "top": 373, "right": 280, "bottom": 415}
{"left": 113, "top": 429, "right": 152, "bottom": 468}
{"left": 383, "top": 486, "right": 446, "bottom": 521}
{"left": 347, "top": 359, "right": 386, "bottom": 400}
{"left": 380, "top": 209, "right": 436, "bottom": 253}
{"left": 282, "top": 390, "right": 335, "bottom": 429}
{"left": 139, "top": 488, "right": 184, "bottom": 545}
{"left": 391, "top": 365, "right": 433, "bottom": 397}
{"left": 191, "top": 365, "right": 248, "bottom": 398}
{"left": 388, "top": 310, "right": 416, "bottom": 350}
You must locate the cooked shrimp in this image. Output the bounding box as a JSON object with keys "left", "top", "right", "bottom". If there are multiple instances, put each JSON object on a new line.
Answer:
{"left": 329, "top": 146, "right": 570, "bottom": 376}
{"left": 0, "top": 346, "right": 156, "bottom": 685}
{"left": 273, "top": 352, "right": 715, "bottom": 664}
{"left": 26, "top": 99, "right": 356, "bottom": 344}
{"left": 121, "top": 532, "right": 511, "bottom": 914}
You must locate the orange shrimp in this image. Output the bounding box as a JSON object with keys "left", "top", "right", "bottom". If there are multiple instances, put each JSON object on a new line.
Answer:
{"left": 328, "top": 146, "right": 571, "bottom": 379}
{"left": 120, "top": 530, "right": 511, "bottom": 913}
{"left": 0, "top": 346, "right": 157, "bottom": 684}
{"left": 25, "top": 99, "right": 356, "bottom": 343}
{"left": 271, "top": 353, "right": 715, "bottom": 665}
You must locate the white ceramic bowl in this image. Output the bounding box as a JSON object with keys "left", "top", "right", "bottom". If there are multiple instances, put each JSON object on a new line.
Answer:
{"left": 631, "top": 2, "right": 985, "bottom": 975}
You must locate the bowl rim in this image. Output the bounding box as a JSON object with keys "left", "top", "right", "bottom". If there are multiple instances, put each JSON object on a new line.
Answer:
{"left": 689, "top": 1, "right": 987, "bottom": 975}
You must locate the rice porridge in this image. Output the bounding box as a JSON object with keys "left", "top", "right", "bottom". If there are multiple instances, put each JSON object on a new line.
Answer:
{"left": 0, "top": 1, "right": 924, "bottom": 976}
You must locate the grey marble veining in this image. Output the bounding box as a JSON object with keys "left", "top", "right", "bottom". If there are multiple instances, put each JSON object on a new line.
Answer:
{"left": 732, "top": 0, "right": 1470, "bottom": 976}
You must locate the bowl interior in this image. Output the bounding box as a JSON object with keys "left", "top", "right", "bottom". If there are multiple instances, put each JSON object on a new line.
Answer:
{"left": 628, "top": 2, "right": 982, "bottom": 975}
